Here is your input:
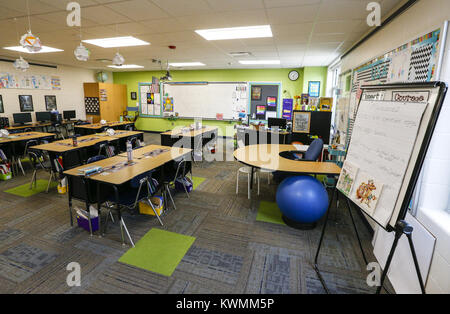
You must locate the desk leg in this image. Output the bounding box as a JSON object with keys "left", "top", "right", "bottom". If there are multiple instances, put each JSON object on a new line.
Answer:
{"left": 250, "top": 167, "right": 254, "bottom": 190}
{"left": 97, "top": 183, "right": 102, "bottom": 237}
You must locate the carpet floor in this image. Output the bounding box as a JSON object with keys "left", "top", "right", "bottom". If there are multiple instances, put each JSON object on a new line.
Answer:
{"left": 0, "top": 133, "right": 393, "bottom": 294}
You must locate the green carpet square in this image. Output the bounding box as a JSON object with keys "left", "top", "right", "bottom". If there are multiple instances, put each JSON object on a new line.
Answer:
{"left": 5, "top": 180, "right": 58, "bottom": 197}
{"left": 256, "top": 201, "right": 285, "bottom": 225}
{"left": 192, "top": 176, "right": 206, "bottom": 190}
{"left": 118, "top": 228, "right": 195, "bottom": 277}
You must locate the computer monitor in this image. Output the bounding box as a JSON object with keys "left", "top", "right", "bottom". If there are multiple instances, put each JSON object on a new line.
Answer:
{"left": 63, "top": 110, "right": 76, "bottom": 120}
{"left": 36, "top": 111, "right": 52, "bottom": 123}
{"left": 13, "top": 113, "right": 32, "bottom": 125}
{"left": 51, "top": 112, "right": 62, "bottom": 124}
{"left": 268, "top": 118, "right": 287, "bottom": 129}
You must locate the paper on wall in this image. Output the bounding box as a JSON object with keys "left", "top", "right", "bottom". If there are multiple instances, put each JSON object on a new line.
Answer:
{"left": 266, "top": 111, "right": 277, "bottom": 119}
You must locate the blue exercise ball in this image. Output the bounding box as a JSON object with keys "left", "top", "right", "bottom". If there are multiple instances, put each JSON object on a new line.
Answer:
{"left": 276, "top": 176, "right": 329, "bottom": 224}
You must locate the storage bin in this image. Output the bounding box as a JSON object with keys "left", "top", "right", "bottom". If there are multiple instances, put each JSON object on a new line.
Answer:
{"left": 139, "top": 196, "right": 164, "bottom": 216}
{"left": 76, "top": 215, "right": 99, "bottom": 232}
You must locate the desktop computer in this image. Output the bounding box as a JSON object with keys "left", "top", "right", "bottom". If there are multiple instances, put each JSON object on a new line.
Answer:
{"left": 268, "top": 118, "right": 287, "bottom": 129}
{"left": 0, "top": 117, "right": 9, "bottom": 129}
{"left": 63, "top": 110, "right": 76, "bottom": 121}
{"left": 13, "top": 113, "right": 32, "bottom": 125}
{"left": 36, "top": 111, "right": 52, "bottom": 123}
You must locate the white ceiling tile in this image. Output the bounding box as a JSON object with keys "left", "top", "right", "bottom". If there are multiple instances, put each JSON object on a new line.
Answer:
{"left": 205, "top": 0, "right": 264, "bottom": 12}
{"left": 150, "top": 0, "right": 214, "bottom": 17}
{"left": 267, "top": 4, "right": 320, "bottom": 24}
{"left": 106, "top": 0, "right": 169, "bottom": 21}
{"left": 263, "top": 0, "right": 321, "bottom": 8}
{"left": 82, "top": 5, "right": 132, "bottom": 24}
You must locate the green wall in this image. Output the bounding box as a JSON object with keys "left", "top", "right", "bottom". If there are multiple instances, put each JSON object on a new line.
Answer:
{"left": 113, "top": 67, "right": 326, "bottom": 135}
{"left": 302, "top": 67, "right": 328, "bottom": 97}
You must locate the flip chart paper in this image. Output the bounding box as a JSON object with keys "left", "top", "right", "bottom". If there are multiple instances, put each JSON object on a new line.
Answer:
{"left": 343, "top": 99, "right": 427, "bottom": 226}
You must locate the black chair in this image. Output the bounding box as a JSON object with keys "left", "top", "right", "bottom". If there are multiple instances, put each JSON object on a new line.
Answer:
{"left": 163, "top": 157, "right": 193, "bottom": 205}
{"left": 67, "top": 155, "right": 109, "bottom": 236}
{"left": 106, "top": 170, "right": 163, "bottom": 246}
{"left": 129, "top": 136, "right": 142, "bottom": 150}
{"left": 28, "top": 149, "right": 55, "bottom": 193}
{"left": 15, "top": 139, "right": 39, "bottom": 175}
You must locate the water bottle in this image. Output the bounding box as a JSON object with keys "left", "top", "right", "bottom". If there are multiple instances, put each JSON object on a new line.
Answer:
{"left": 72, "top": 135, "right": 78, "bottom": 147}
{"left": 126, "top": 140, "right": 133, "bottom": 163}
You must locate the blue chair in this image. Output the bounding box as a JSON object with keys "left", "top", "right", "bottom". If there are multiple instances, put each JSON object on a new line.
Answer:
{"left": 304, "top": 138, "right": 324, "bottom": 161}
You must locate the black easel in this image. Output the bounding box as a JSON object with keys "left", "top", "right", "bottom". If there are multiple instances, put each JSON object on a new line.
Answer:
{"left": 313, "top": 82, "right": 448, "bottom": 295}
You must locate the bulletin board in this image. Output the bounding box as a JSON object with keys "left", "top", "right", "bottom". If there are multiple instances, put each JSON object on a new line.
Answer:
{"left": 249, "top": 83, "right": 281, "bottom": 120}
{"left": 139, "top": 82, "right": 161, "bottom": 117}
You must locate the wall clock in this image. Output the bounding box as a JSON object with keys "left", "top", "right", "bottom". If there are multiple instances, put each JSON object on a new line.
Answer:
{"left": 289, "top": 70, "right": 299, "bottom": 81}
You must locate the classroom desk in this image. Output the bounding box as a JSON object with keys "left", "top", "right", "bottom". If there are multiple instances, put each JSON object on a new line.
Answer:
{"left": 5, "top": 120, "right": 77, "bottom": 133}
{"left": 236, "top": 126, "right": 290, "bottom": 145}
{"left": 233, "top": 144, "right": 341, "bottom": 192}
{"left": 74, "top": 121, "right": 135, "bottom": 135}
{"left": 30, "top": 131, "right": 143, "bottom": 170}
{"left": 0, "top": 132, "right": 56, "bottom": 176}
{"left": 160, "top": 126, "right": 218, "bottom": 150}
{"left": 63, "top": 145, "right": 192, "bottom": 243}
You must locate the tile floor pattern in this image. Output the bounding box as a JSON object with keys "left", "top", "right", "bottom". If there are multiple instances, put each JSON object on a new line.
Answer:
{"left": 0, "top": 133, "right": 392, "bottom": 294}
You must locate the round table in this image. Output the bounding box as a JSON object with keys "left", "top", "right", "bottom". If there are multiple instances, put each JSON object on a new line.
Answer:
{"left": 233, "top": 144, "right": 341, "bottom": 229}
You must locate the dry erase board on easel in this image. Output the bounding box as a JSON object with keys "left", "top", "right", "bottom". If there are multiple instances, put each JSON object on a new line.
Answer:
{"left": 336, "top": 82, "right": 447, "bottom": 229}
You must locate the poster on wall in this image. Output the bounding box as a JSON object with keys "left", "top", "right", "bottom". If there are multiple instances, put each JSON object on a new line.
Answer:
{"left": 308, "top": 81, "right": 321, "bottom": 97}
{"left": 19, "top": 95, "right": 34, "bottom": 112}
{"left": 51, "top": 77, "right": 61, "bottom": 90}
{"left": 45, "top": 95, "right": 57, "bottom": 110}
{"left": 251, "top": 86, "right": 262, "bottom": 100}
{"left": 163, "top": 97, "right": 174, "bottom": 112}
{"left": 267, "top": 96, "right": 277, "bottom": 108}
{"left": 282, "top": 99, "right": 293, "bottom": 120}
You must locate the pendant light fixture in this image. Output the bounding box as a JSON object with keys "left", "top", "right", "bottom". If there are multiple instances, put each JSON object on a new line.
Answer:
{"left": 73, "top": 11, "right": 90, "bottom": 61}
{"left": 20, "top": 0, "right": 42, "bottom": 53}
{"left": 112, "top": 24, "right": 125, "bottom": 66}
{"left": 13, "top": 18, "right": 29, "bottom": 72}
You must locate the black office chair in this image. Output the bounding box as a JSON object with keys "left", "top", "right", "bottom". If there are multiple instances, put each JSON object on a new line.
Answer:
{"left": 106, "top": 170, "right": 163, "bottom": 246}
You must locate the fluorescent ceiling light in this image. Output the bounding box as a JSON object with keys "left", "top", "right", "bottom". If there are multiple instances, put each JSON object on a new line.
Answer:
{"left": 239, "top": 60, "right": 280, "bottom": 65}
{"left": 3, "top": 46, "right": 63, "bottom": 53}
{"left": 83, "top": 36, "right": 150, "bottom": 48}
{"left": 108, "top": 64, "right": 144, "bottom": 69}
{"left": 195, "top": 25, "right": 272, "bottom": 40}
{"left": 169, "top": 62, "right": 205, "bottom": 67}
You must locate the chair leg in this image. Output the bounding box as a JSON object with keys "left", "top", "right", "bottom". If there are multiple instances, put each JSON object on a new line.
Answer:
{"left": 46, "top": 171, "right": 54, "bottom": 193}
{"left": 147, "top": 198, "right": 164, "bottom": 226}
{"left": 121, "top": 217, "right": 135, "bottom": 247}
{"left": 183, "top": 181, "right": 190, "bottom": 198}
{"left": 236, "top": 171, "right": 239, "bottom": 195}
{"left": 18, "top": 159, "right": 25, "bottom": 176}
{"left": 268, "top": 173, "right": 270, "bottom": 185}
{"left": 166, "top": 185, "right": 177, "bottom": 210}
{"left": 257, "top": 172, "right": 260, "bottom": 196}
{"left": 29, "top": 170, "right": 36, "bottom": 190}
{"left": 247, "top": 173, "right": 250, "bottom": 200}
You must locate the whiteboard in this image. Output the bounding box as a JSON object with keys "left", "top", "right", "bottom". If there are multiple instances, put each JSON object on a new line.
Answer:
{"left": 162, "top": 82, "right": 248, "bottom": 120}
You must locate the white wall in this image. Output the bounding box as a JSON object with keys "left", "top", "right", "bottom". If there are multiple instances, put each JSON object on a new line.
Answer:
{"left": 340, "top": 0, "right": 450, "bottom": 293}
{"left": 0, "top": 61, "right": 112, "bottom": 123}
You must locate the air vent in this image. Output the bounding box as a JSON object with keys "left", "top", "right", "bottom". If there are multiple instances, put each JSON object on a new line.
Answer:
{"left": 229, "top": 52, "right": 252, "bottom": 57}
